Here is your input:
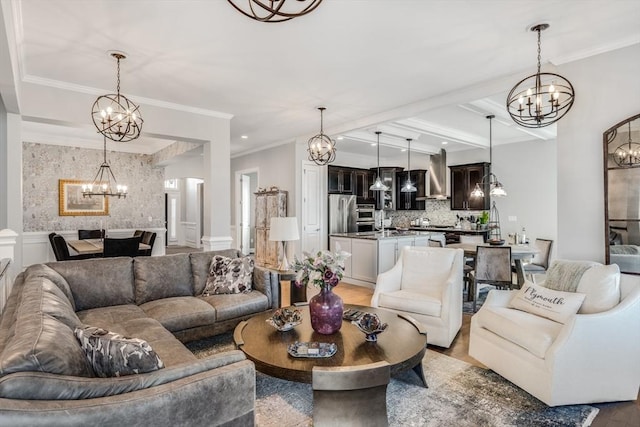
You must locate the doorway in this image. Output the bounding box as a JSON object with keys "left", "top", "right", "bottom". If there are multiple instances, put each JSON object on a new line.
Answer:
{"left": 235, "top": 169, "right": 258, "bottom": 254}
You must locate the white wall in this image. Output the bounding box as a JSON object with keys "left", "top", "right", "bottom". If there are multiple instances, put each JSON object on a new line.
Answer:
{"left": 164, "top": 156, "right": 204, "bottom": 180}
{"left": 557, "top": 44, "right": 640, "bottom": 261}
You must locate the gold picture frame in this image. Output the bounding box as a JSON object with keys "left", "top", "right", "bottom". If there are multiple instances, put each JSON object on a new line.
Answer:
{"left": 58, "top": 179, "right": 109, "bottom": 216}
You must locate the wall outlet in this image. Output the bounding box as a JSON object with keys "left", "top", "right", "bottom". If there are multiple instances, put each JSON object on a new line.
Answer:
{"left": 148, "top": 216, "right": 153, "bottom": 222}
{"left": 508, "top": 216, "right": 517, "bottom": 222}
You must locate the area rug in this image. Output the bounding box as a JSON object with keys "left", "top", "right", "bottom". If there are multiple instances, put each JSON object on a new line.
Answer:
{"left": 462, "top": 288, "right": 489, "bottom": 314}
{"left": 187, "top": 334, "right": 599, "bottom": 427}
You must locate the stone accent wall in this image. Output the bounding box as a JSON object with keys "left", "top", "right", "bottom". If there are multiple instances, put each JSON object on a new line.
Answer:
{"left": 23, "top": 142, "right": 165, "bottom": 232}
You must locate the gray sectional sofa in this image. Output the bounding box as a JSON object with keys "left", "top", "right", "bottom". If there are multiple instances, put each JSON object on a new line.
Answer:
{"left": 0, "top": 250, "right": 279, "bottom": 426}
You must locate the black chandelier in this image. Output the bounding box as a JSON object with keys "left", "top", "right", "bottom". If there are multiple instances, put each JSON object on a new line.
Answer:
{"left": 227, "top": 0, "right": 323, "bottom": 23}
{"left": 82, "top": 136, "right": 128, "bottom": 199}
{"left": 506, "top": 23, "right": 574, "bottom": 128}
{"left": 470, "top": 115, "right": 507, "bottom": 198}
{"left": 91, "top": 52, "right": 143, "bottom": 142}
{"left": 307, "top": 107, "right": 336, "bottom": 166}
{"left": 613, "top": 121, "right": 640, "bottom": 168}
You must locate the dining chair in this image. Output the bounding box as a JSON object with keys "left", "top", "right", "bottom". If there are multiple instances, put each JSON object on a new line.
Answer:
{"left": 470, "top": 245, "right": 512, "bottom": 312}
{"left": 459, "top": 234, "right": 484, "bottom": 270}
{"left": 49, "top": 233, "right": 96, "bottom": 261}
{"left": 133, "top": 229, "right": 144, "bottom": 238}
{"left": 103, "top": 237, "right": 141, "bottom": 258}
{"left": 78, "top": 229, "right": 105, "bottom": 240}
{"left": 312, "top": 361, "right": 390, "bottom": 427}
{"left": 139, "top": 231, "right": 157, "bottom": 256}
{"left": 428, "top": 239, "right": 444, "bottom": 248}
{"left": 522, "top": 238, "right": 553, "bottom": 283}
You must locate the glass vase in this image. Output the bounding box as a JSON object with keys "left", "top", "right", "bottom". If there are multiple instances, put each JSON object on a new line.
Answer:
{"left": 309, "top": 287, "right": 344, "bottom": 335}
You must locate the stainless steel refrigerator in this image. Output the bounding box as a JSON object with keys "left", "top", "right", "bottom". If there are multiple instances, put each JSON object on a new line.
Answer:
{"left": 328, "top": 194, "right": 357, "bottom": 234}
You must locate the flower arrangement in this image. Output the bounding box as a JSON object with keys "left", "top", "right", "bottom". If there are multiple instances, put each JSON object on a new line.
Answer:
{"left": 292, "top": 249, "right": 351, "bottom": 290}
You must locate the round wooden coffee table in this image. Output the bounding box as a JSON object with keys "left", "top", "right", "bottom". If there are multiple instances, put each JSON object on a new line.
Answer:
{"left": 233, "top": 304, "right": 428, "bottom": 386}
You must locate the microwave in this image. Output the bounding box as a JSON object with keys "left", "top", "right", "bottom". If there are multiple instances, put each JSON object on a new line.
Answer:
{"left": 356, "top": 204, "right": 375, "bottom": 221}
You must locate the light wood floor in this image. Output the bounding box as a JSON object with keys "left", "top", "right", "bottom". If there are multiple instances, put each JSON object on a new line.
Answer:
{"left": 280, "top": 281, "right": 639, "bottom": 427}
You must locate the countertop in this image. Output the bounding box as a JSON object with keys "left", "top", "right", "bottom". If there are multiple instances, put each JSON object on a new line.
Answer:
{"left": 330, "top": 230, "right": 432, "bottom": 240}
{"left": 408, "top": 226, "right": 490, "bottom": 234}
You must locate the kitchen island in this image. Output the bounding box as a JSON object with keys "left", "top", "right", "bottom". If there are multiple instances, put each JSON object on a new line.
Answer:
{"left": 329, "top": 230, "right": 442, "bottom": 287}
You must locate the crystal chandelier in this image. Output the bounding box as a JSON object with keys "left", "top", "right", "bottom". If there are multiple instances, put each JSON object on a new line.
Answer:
{"left": 91, "top": 52, "right": 143, "bottom": 142}
{"left": 613, "top": 121, "right": 640, "bottom": 168}
{"left": 400, "top": 138, "right": 416, "bottom": 193}
{"left": 506, "top": 23, "right": 575, "bottom": 128}
{"left": 470, "top": 115, "right": 507, "bottom": 198}
{"left": 82, "top": 136, "right": 128, "bottom": 199}
{"left": 227, "top": 0, "right": 323, "bottom": 23}
{"left": 307, "top": 107, "right": 336, "bottom": 166}
{"left": 370, "top": 131, "right": 389, "bottom": 192}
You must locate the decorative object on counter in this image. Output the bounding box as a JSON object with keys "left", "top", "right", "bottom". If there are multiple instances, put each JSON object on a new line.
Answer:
{"left": 287, "top": 341, "right": 337, "bottom": 358}
{"left": 268, "top": 216, "right": 300, "bottom": 271}
{"left": 470, "top": 115, "right": 507, "bottom": 199}
{"left": 227, "top": 0, "right": 323, "bottom": 23}
{"left": 266, "top": 308, "right": 302, "bottom": 331}
{"left": 487, "top": 201, "right": 504, "bottom": 244}
{"left": 478, "top": 211, "right": 489, "bottom": 229}
{"left": 506, "top": 23, "right": 575, "bottom": 128}
{"left": 307, "top": 107, "right": 336, "bottom": 166}
{"left": 400, "top": 138, "right": 417, "bottom": 193}
{"left": 91, "top": 52, "right": 143, "bottom": 142}
{"left": 292, "top": 249, "right": 351, "bottom": 334}
{"left": 612, "top": 120, "right": 640, "bottom": 168}
{"left": 370, "top": 131, "right": 389, "bottom": 192}
{"left": 81, "top": 136, "right": 128, "bottom": 199}
{"left": 352, "top": 313, "right": 388, "bottom": 342}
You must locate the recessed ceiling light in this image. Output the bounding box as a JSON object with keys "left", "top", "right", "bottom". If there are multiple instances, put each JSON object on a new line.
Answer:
{"left": 241, "top": 135, "right": 248, "bottom": 139}
{"left": 371, "top": 143, "right": 377, "bottom": 146}
{"left": 401, "top": 148, "right": 407, "bottom": 152}
{"left": 441, "top": 141, "right": 448, "bottom": 145}
{"left": 336, "top": 136, "right": 344, "bottom": 140}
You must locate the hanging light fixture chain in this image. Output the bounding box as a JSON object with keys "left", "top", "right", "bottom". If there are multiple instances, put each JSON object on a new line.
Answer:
{"left": 536, "top": 27, "right": 542, "bottom": 74}
{"left": 116, "top": 55, "right": 121, "bottom": 96}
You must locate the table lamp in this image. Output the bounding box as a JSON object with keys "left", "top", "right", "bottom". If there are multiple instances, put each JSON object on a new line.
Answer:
{"left": 269, "top": 217, "right": 300, "bottom": 271}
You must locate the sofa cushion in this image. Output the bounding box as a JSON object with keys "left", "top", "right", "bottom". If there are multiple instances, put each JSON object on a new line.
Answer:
{"left": 201, "top": 292, "right": 269, "bottom": 321}
{"left": 378, "top": 289, "right": 442, "bottom": 317}
{"left": 576, "top": 264, "right": 621, "bottom": 314}
{"left": 475, "top": 306, "right": 564, "bottom": 358}
{"left": 140, "top": 297, "right": 217, "bottom": 333}
{"left": 134, "top": 254, "right": 193, "bottom": 305}
{"left": 0, "top": 277, "right": 93, "bottom": 377}
{"left": 76, "top": 304, "right": 148, "bottom": 329}
{"left": 47, "top": 257, "right": 135, "bottom": 311}
{"left": 203, "top": 255, "right": 254, "bottom": 295}
{"left": 190, "top": 250, "right": 241, "bottom": 295}
{"left": 509, "top": 282, "right": 585, "bottom": 324}
{"left": 75, "top": 326, "right": 164, "bottom": 378}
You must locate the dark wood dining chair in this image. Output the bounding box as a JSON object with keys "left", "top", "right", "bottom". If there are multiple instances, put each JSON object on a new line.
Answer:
{"left": 312, "top": 361, "right": 390, "bottom": 427}
{"left": 49, "top": 233, "right": 95, "bottom": 261}
{"left": 133, "top": 230, "right": 144, "bottom": 238}
{"left": 470, "top": 245, "right": 512, "bottom": 312}
{"left": 103, "top": 237, "right": 141, "bottom": 258}
{"left": 139, "top": 231, "right": 156, "bottom": 256}
{"left": 78, "top": 229, "right": 105, "bottom": 240}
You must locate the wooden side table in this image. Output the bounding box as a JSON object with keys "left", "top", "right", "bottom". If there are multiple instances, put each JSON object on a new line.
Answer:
{"left": 274, "top": 270, "right": 306, "bottom": 307}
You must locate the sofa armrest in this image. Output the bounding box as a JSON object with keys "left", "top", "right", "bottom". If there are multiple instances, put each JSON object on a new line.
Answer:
{"left": 0, "top": 350, "right": 248, "bottom": 401}
{"left": 252, "top": 266, "right": 279, "bottom": 309}
{"left": 0, "top": 358, "right": 256, "bottom": 427}
{"left": 371, "top": 259, "right": 403, "bottom": 307}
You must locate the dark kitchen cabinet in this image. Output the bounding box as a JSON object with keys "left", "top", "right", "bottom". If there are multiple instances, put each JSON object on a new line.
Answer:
{"left": 372, "top": 167, "right": 404, "bottom": 210}
{"left": 396, "top": 169, "right": 428, "bottom": 210}
{"left": 328, "top": 166, "right": 354, "bottom": 194}
{"left": 450, "top": 162, "right": 490, "bottom": 211}
{"left": 354, "top": 169, "right": 375, "bottom": 202}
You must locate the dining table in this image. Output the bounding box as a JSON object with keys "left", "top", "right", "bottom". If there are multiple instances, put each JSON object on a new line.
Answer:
{"left": 67, "top": 239, "right": 151, "bottom": 256}
{"left": 447, "top": 242, "right": 539, "bottom": 288}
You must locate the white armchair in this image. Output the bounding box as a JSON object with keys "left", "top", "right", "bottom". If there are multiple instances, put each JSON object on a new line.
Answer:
{"left": 469, "top": 272, "right": 640, "bottom": 406}
{"left": 371, "top": 246, "right": 464, "bottom": 348}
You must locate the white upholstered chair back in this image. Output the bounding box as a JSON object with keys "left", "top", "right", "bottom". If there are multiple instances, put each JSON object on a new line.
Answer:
{"left": 400, "top": 246, "right": 459, "bottom": 292}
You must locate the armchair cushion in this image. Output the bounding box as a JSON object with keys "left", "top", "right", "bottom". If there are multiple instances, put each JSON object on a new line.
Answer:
{"left": 474, "top": 305, "right": 563, "bottom": 358}
{"left": 576, "top": 264, "right": 620, "bottom": 314}
{"left": 378, "top": 290, "right": 441, "bottom": 317}
{"left": 509, "top": 282, "right": 585, "bottom": 324}
{"left": 400, "top": 248, "right": 458, "bottom": 291}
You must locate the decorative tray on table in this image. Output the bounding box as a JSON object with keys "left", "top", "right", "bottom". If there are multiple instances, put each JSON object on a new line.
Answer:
{"left": 287, "top": 342, "right": 337, "bottom": 358}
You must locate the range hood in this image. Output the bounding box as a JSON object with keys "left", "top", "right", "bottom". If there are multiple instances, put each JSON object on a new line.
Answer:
{"left": 416, "top": 149, "right": 449, "bottom": 200}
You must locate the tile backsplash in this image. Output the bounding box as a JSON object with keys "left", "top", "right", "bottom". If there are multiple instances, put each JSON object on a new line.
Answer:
{"left": 23, "top": 142, "right": 165, "bottom": 232}
{"left": 385, "top": 200, "right": 485, "bottom": 228}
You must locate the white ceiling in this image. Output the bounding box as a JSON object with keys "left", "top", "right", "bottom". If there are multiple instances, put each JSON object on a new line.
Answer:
{"left": 3, "top": 0, "right": 640, "bottom": 159}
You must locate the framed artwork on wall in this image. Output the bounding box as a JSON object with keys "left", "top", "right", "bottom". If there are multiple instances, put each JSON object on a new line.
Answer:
{"left": 58, "top": 179, "right": 109, "bottom": 216}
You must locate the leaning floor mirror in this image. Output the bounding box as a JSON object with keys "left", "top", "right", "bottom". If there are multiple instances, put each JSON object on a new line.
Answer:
{"left": 604, "top": 113, "right": 640, "bottom": 274}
